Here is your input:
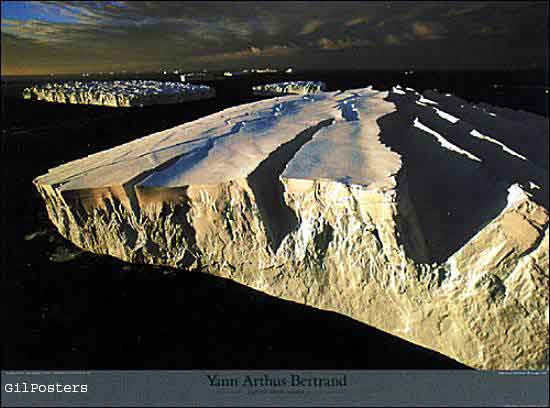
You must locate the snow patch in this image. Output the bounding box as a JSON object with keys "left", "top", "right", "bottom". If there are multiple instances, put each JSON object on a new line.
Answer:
{"left": 505, "top": 184, "right": 532, "bottom": 211}
{"left": 469, "top": 129, "right": 527, "bottom": 161}
{"left": 418, "top": 96, "right": 439, "bottom": 105}
{"left": 434, "top": 108, "right": 460, "bottom": 123}
{"left": 413, "top": 118, "right": 482, "bottom": 162}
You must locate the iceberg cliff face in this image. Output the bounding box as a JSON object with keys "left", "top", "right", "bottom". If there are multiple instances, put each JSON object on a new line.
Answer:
{"left": 34, "top": 85, "right": 549, "bottom": 370}
{"left": 23, "top": 80, "right": 215, "bottom": 107}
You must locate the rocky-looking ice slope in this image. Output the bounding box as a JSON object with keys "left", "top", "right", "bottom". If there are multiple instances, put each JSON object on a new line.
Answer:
{"left": 34, "top": 85, "right": 549, "bottom": 370}
{"left": 252, "top": 81, "right": 327, "bottom": 96}
{"left": 22, "top": 80, "right": 215, "bottom": 107}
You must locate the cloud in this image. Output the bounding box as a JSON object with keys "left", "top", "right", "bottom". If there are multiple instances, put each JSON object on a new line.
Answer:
{"left": 344, "top": 16, "right": 369, "bottom": 27}
{"left": 299, "top": 19, "right": 323, "bottom": 35}
{"left": 384, "top": 34, "right": 401, "bottom": 46}
{"left": 443, "top": 5, "right": 488, "bottom": 18}
{"left": 1, "top": 18, "right": 100, "bottom": 45}
{"left": 317, "top": 37, "right": 371, "bottom": 50}
{"left": 197, "top": 44, "right": 298, "bottom": 62}
{"left": 412, "top": 22, "right": 445, "bottom": 40}
{"left": 412, "top": 22, "right": 433, "bottom": 38}
{"left": 1, "top": 1, "right": 548, "bottom": 74}
{"left": 474, "top": 25, "right": 512, "bottom": 37}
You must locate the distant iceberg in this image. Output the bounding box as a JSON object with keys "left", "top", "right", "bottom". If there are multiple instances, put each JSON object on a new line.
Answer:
{"left": 22, "top": 80, "right": 215, "bottom": 107}
{"left": 252, "top": 81, "right": 327, "bottom": 96}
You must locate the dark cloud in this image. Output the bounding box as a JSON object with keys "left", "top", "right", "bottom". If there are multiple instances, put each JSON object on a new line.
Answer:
{"left": 317, "top": 37, "right": 372, "bottom": 50}
{"left": 412, "top": 22, "right": 446, "bottom": 40}
{"left": 1, "top": 1, "right": 548, "bottom": 74}
{"left": 344, "top": 17, "right": 369, "bottom": 27}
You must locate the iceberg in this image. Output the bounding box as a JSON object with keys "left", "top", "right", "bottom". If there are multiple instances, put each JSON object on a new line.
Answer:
{"left": 22, "top": 80, "right": 215, "bottom": 107}
{"left": 34, "top": 86, "right": 549, "bottom": 370}
{"left": 252, "top": 81, "right": 327, "bottom": 96}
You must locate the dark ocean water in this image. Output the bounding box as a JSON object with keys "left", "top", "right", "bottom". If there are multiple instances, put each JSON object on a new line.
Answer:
{"left": 1, "top": 70, "right": 547, "bottom": 369}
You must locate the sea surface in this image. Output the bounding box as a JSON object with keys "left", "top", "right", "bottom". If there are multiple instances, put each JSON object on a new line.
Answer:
{"left": 1, "top": 70, "right": 548, "bottom": 369}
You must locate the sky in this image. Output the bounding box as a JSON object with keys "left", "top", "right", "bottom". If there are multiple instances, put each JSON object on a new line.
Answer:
{"left": 1, "top": 1, "right": 548, "bottom": 75}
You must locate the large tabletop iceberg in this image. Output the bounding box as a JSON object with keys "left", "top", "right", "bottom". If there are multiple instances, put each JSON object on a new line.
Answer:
{"left": 34, "top": 85, "right": 549, "bottom": 370}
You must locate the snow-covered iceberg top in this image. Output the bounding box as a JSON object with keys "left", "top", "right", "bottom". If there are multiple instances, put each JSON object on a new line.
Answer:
{"left": 34, "top": 84, "right": 548, "bottom": 197}
{"left": 22, "top": 80, "right": 215, "bottom": 107}
{"left": 252, "top": 81, "right": 327, "bottom": 96}
{"left": 35, "top": 87, "right": 399, "bottom": 191}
